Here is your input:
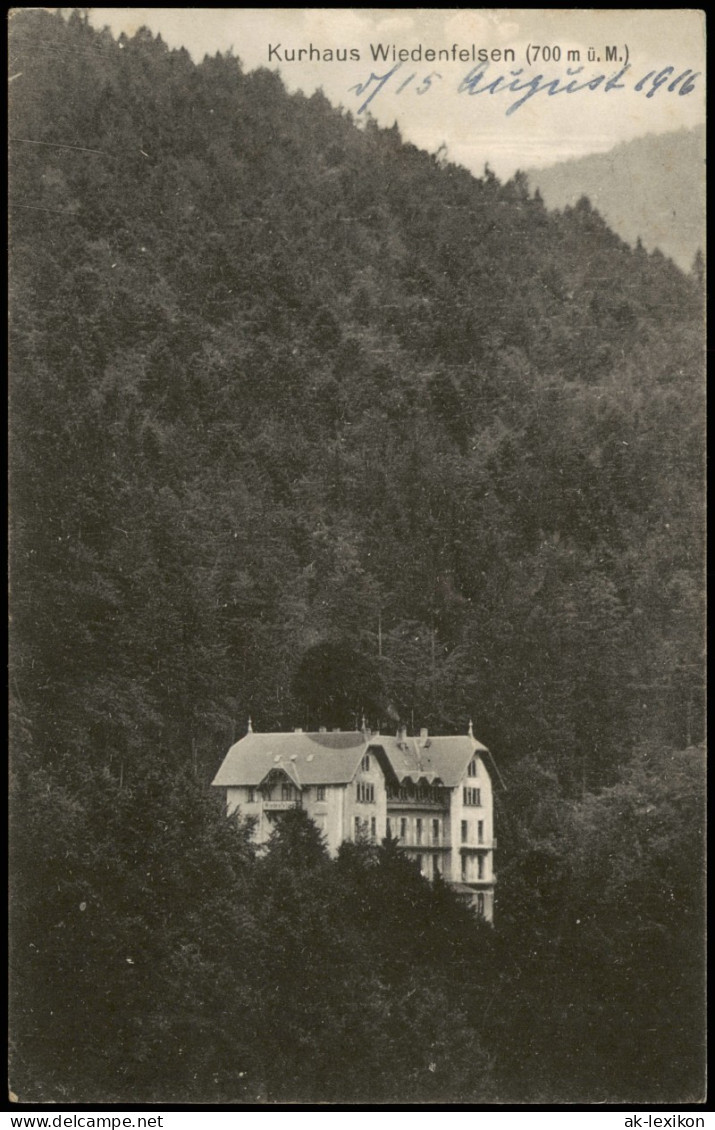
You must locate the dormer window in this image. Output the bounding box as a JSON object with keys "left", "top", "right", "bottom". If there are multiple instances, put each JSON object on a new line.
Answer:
{"left": 362, "top": 754, "right": 371, "bottom": 771}
{"left": 468, "top": 759, "right": 478, "bottom": 777}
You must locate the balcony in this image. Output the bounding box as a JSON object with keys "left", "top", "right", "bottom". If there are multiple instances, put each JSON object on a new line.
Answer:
{"left": 263, "top": 799, "right": 302, "bottom": 812}
{"left": 398, "top": 838, "right": 451, "bottom": 851}
{"left": 387, "top": 797, "right": 449, "bottom": 811}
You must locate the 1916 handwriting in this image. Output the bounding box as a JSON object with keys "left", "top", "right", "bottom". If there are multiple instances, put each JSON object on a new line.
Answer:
{"left": 348, "top": 61, "right": 701, "bottom": 116}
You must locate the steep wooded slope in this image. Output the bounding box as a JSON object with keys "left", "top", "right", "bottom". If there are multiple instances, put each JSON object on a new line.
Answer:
{"left": 10, "top": 11, "right": 703, "bottom": 788}
{"left": 9, "top": 10, "right": 705, "bottom": 1106}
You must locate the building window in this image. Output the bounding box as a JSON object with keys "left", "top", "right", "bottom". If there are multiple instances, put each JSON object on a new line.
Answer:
{"left": 432, "top": 819, "right": 439, "bottom": 845}
{"left": 432, "top": 853, "right": 440, "bottom": 877}
{"left": 476, "top": 893, "right": 485, "bottom": 917}
{"left": 461, "top": 855, "right": 468, "bottom": 881}
{"left": 362, "top": 754, "right": 370, "bottom": 771}
{"left": 477, "top": 854, "right": 485, "bottom": 880}
{"left": 416, "top": 854, "right": 423, "bottom": 873}
{"left": 463, "top": 787, "right": 481, "bottom": 806}
{"left": 357, "top": 782, "right": 375, "bottom": 803}
{"left": 461, "top": 820, "right": 468, "bottom": 843}
{"left": 400, "top": 818, "right": 407, "bottom": 841}
{"left": 247, "top": 787, "right": 255, "bottom": 803}
{"left": 316, "top": 785, "right": 326, "bottom": 801}
{"left": 281, "top": 784, "right": 296, "bottom": 801}
{"left": 477, "top": 820, "right": 484, "bottom": 844}
{"left": 416, "top": 818, "right": 422, "bottom": 845}
{"left": 386, "top": 817, "right": 392, "bottom": 838}
{"left": 468, "top": 758, "right": 478, "bottom": 777}
{"left": 354, "top": 816, "right": 361, "bottom": 840}
{"left": 371, "top": 817, "right": 376, "bottom": 842}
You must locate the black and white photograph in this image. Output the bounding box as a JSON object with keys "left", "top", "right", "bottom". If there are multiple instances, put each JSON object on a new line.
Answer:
{"left": 8, "top": 7, "right": 706, "bottom": 1110}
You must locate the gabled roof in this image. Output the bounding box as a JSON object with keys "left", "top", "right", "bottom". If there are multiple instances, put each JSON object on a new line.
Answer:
{"left": 368, "top": 734, "right": 488, "bottom": 788}
{"left": 260, "top": 762, "right": 302, "bottom": 789}
{"left": 212, "top": 729, "right": 499, "bottom": 792}
{"left": 211, "top": 731, "right": 368, "bottom": 788}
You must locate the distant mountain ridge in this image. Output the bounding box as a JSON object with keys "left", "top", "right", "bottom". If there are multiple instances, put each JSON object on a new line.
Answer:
{"left": 527, "top": 126, "right": 705, "bottom": 272}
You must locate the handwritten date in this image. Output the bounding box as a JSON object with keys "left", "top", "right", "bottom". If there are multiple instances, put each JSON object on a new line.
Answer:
{"left": 349, "top": 62, "right": 701, "bottom": 117}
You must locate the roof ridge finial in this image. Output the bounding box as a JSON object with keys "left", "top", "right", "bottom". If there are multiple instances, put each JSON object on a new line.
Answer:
{"left": 412, "top": 733, "right": 424, "bottom": 772}
{"left": 247, "top": 716, "right": 253, "bottom": 734}
{"left": 468, "top": 719, "right": 474, "bottom": 739}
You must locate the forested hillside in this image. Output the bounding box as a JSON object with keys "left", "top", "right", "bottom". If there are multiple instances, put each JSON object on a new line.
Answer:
{"left": 9, "top": 10, "right": 705, "bottom": 1105}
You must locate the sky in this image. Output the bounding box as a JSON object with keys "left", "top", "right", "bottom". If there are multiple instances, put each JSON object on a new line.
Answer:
{"left": 87, "top": 8, "right": 705, "bottom": 180}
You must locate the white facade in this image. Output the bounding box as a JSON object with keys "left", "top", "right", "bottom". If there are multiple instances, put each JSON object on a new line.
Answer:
{"left": 448, "top": 752, "right": 495, "bottom": 922}
{"left": 213, "top": 725, "right": 498, "bottom": 920}
{"left": 344, "top": 749, "right": 389, "bottom": 849}
{"left": 375, "top": 732, "right": 496, "bottom": 920}
{"left": 223, "top": 747, "right": 388, "bottom": 857}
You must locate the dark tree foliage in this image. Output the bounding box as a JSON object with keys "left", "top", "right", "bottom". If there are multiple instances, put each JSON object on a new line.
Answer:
{"left": 492, "top": 744, "right": 706, "bottom": 1103}
{"left": 9, "top": 10, "right": 705, "bottom": 1103}
{"left": 292, "top": 640, "right": 388, "bottom": 728}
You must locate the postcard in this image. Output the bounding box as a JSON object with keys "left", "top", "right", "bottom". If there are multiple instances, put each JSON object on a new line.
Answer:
{"left": 8, "top": 8, "right": 705, "bottom": 1110}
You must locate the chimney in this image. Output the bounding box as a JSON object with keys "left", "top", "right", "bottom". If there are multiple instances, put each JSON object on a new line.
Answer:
{"left": 397, "top": 724, "right": 407, "bottom": 745}
{"left": 420, "top": 727, "right": 428, "bottom": 741}
{"left": 319, "top": 726, "right": 326, "bottom": 733}
{"left": 247, "top": 716, "right": 253, "bottom": 734}
{"left": 468, "top": 719, "right": 474, "bottom": 739}
{"left": 294, "top": 727, "right": 303, "bottom": 733}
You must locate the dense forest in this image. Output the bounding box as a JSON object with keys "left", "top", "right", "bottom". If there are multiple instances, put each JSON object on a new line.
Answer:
{"left": 9, "top": 10, "right": 705, "bottom": 1105}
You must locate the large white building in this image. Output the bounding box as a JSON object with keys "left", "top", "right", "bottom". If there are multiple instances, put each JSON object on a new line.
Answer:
{"left": 212, "top": 723, "right": 499, "bottom": 920}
